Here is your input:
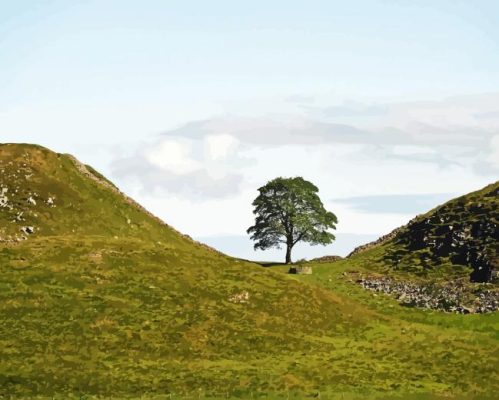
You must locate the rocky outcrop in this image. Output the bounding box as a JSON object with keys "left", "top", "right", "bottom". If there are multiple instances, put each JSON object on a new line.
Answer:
{"left": 349, "top": 182, "right": 498, "bottom": 283}
{"left": 389, "top": 184, "right": 498, "bottom": 282}
{"left": 0, "top": 151, "right": 47, "bottom": 242}
{"left": 356, "top": 276, "right": 498, "bottom": 314}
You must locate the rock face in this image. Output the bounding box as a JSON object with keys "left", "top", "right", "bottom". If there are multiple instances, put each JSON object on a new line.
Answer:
{"left": 349, "top": 182, "right": 498, "bottom": 283}
{"left": 389, "top": 183, "right": 498, "bottom": 283}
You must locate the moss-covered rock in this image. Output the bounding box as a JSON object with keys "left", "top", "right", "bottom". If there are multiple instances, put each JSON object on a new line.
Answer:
{"left": 388, "top": 182, "right": 498, "bottom": 282}
{"left": 350, "top": 182, "right": 498, "bottom": 282}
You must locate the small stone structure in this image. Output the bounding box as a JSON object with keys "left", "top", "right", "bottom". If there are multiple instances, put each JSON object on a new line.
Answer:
{"left": 288, "top": 265, "right": 313, "bottom": 275}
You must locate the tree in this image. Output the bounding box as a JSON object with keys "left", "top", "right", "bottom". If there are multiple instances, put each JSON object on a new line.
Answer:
{"left": 247, "top": 177, "right": 338, "bottom": 264}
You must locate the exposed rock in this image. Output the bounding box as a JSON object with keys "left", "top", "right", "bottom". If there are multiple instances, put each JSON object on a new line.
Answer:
{"left": 228, "top": 291, "right": 250, "bottom": 304}
{"left": 0, "top": 187, "right": 8, "bottom": 207}
{"left": 355, "top": 275, "right": 498, "bottom": 314}
{"left": 349, "top": 182, "right": 498, "bottom": 283}
{"left": 20, "top": 226, "right": 35, "bottom": 235}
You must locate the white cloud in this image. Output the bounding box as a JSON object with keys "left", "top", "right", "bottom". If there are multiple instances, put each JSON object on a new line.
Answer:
{"left": 107, "top": 92, "right": 498, "bottom": 258}
{"left": 486, "top": 135, "right": 499, "bottom": 169}
{"left": 391, "top": 145, "right": 436, "bottom": 156}
{"left": 111, "top": 135, "right": 246, "bottom": 199}
{"left": 205, "top": 134, "right": 239, "bottom": 160}
{"left": 146, "top": 139, "right": 201, "bottom": 174}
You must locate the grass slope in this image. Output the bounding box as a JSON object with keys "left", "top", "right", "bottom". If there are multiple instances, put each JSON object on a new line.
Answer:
{"left": 351, "top": 182, "right": 498, "bottom": 282}
{"left": 0, "top": 143, "right": 199, "bottom": 246}
{"left": 1, "top": 144, "right": 498, "bottom": 399}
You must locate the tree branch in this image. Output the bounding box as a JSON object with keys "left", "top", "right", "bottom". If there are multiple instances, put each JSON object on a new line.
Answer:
{"left": 292, "top": 230, "right": 307, "bottom": 246}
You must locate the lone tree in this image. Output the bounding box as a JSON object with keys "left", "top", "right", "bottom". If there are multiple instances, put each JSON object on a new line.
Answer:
{"left": 247, "top": 177, "right": 338, "bottom": 264}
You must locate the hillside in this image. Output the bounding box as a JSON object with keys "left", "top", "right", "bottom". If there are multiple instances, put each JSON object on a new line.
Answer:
{"left": 1, "top": 144, "right": 498, "bottom": 399}
{"left": 349, "top": 182, "right": 498, "bottom": 282}
{"left": 0, "top": 143, "right": 211, "bottom": 250}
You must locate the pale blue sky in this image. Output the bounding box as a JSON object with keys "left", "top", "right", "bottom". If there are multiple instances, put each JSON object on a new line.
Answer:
{"left": 1, "top": 1, "right": 498, "bottom": 153}
{"left": 1, "top": 1, "right": 498, "bottom": 260}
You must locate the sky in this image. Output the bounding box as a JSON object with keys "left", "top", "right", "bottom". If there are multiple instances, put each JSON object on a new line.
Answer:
{"left": 1, "top": 1, "right": 499, "bottom": 261}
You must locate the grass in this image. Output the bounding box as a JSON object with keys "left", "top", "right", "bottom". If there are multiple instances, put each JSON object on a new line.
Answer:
{"left": 0, "top": 144, "right": 498, "bottom": 399}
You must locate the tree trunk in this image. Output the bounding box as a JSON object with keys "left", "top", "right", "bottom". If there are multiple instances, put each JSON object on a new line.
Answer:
{"left": 285, "top": 244, "right": 292, "bottom": 264}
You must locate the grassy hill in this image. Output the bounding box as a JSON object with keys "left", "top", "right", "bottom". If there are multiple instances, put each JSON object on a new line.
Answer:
{"left": 348, "top": 182, "right": 498, "bottom": 282}
{"left": 1, "top": 144, "right": 498, "bottom": 399}
{"left": 0, "top": 143, "right": 205, "bottom": 246}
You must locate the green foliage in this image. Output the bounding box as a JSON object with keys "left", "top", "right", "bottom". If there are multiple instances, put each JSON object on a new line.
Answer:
{"left": 247, "top": 177, "right": 337, "bottom": 263}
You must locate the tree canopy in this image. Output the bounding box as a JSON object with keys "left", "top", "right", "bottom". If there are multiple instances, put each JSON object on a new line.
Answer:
{"left": 247, "top": 177, "right": 338, "bottom": 264}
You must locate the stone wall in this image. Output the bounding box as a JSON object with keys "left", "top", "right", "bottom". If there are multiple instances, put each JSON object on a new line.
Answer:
{"left": 289, "top": 265, "right": 313, "bottom": 275}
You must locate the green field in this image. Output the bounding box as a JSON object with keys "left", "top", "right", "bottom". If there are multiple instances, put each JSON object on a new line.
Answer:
{"left": 0, "top": 144, "right": 497, "bottom": 399}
